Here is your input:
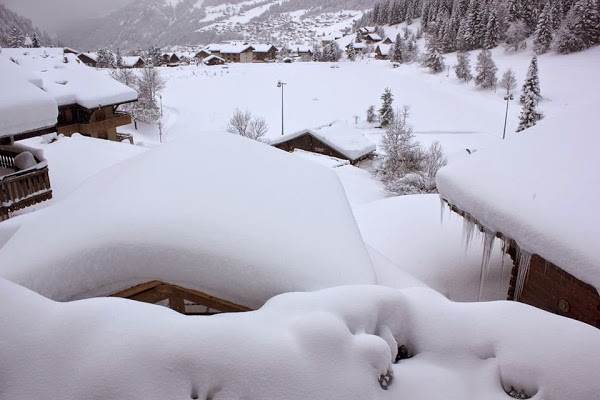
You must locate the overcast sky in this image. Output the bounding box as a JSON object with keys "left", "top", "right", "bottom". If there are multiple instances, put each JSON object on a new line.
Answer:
{"left": 1, "top": 0, "right": 135, "bottom": 31}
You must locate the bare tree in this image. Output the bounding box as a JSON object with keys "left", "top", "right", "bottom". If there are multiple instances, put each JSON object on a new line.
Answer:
{"left": 137, "top": 66, "right": 166, "bottom": 103}
{"left": 499, "top": 68, "right": 517, "bottom": 95}
{"left": 227, "top": 109, "right": 268, "bottom": 142}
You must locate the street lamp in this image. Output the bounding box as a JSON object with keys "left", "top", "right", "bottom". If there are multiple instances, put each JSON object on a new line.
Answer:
{"left": 277, "top": 80, "right": 287, "bottom": 135}
{"left": 502, "top": 93, "right": 514, "bottom": 140}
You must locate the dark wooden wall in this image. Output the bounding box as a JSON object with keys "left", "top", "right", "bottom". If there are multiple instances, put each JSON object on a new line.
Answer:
{"left": 274, "top": 133, "right": 350, "bottom": 162}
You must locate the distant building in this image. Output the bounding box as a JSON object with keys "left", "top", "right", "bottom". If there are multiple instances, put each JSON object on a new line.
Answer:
{"left": 219, "top": 45, "right": 255, "bottom": 63}
{"left": 122, "top": 56, "right": 145, "bottom": 69}
{"left": 77, "top": 53, "right": 97, "bottom": 67}
{"left": 252, "top": 45, "right": 278, "bottom": 62}
{"left": 194, "top": 49, "right": 211, "bottom": 60}
{"left": 203, "top": 55, "right": 226, "bottom": 66}
{"left": 162, "top": 53, "right": 181, "bottom": 66}
{"left": 375, "top": 44, "right": 391, "bottom": 60}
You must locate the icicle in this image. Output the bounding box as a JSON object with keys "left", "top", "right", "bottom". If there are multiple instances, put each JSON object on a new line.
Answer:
{"left": 461, "top": 215, "right": 478, "bottom": 252}
{"left": 477, "top": 229, "right": 496, "bottom": 301}
{"left": 513, "top": 246, "right": 532, "bottom": 301}
{"left": 439, "top": 198, "right": 447, "bottom": 226}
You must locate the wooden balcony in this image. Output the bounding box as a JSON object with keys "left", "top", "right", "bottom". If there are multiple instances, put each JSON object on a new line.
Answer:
{"left": 57, "top": 112, "right": 132, "bottom": 141}
{"left": 0, "top": 147, "right": 52, "bottom": 222}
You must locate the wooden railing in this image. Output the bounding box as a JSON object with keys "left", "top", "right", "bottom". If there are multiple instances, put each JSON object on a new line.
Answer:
{"left": 0, "top": 148, "right": 52, "bottom": 222}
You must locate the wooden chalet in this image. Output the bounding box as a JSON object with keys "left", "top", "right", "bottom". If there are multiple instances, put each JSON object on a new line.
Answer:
{"left": 63, "top": 47, "right": 79, "bottom": 55}
{"left": 356, "top": 26, "right": 377, "bottom": 42}
{"left": 364, "top": 33, "right": 383, "bottom": 44}
{"left": 375, "top": 44, "right": 391, "bottom": 60}
{"left": 162, "top": 53, "right": 181, "bottom": 66}
{"left": 437, "top": 130, "right": 600, "bottom": 328}
{"left": 379, "top": 37, "right": 394, "bottom": 45}
{"left": 220, "top": 45, "right": 255, "bottom": 63}
{"left": 77, "top": 53, "right": 97, "bottom": 67}
{"left": 121, "top": 56, "right": 145, "bottom": 69}
{"left": 252, "top": 44, "right": 278, "bottom": 62}
{"left": 270, "top": 122, "right": 376, "bottom": 165}
{"left": 203, "top": 55, "right": 226, "bottom": 66}
{"left": 0, "top": 56, "right": 58, "bottom": 221}
{"left": 194, "top": 49, "right": 211, "bottom": 60}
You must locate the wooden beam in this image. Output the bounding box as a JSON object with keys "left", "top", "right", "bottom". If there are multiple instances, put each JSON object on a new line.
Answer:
{"left": 171, "top": 284, "right": 251, "bottom": 313}
{"left": 169, "top": 296, "right": 186, "bottom": 314}
{"left": 111, "top": 281, "right": 162, "bottom": 298}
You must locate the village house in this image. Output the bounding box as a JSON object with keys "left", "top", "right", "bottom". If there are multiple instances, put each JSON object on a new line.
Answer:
{"left": 219, "top": 45, "right": 255, "bottom": 63}
{"left": 77, "top": 52, "right": 97, "bottom": 67}
{"left": 161, "top": 53, "right": 181, "bottom": 66}
{"left": 270, "top": 121, "right": 376, "bottom": 165}
{"left": 290, "top": 45, "right": 313, "bottom": 59}
{"left": 203, "top": 55, "right": 226, "bottom": 66}
{"left": 437, "top": 128, "right": 600, "bottom": 329}
{"left": 2, "top": 48, "right": 138, "bottom": 144}
{"left": 375, "top": 44, "right": 391, "bottom": 60}
{"left": 346, "top": 42, "right": 367, "bottom": 55}
{"left": 121, "top": 56, "right": 145, "bottom": 69}
{"left": 252, "top": 44, "right": 278, "bottom": 62}
{"left": 356, "top": 26, "right": 377, "bottom": 42}
{"left": 0, "top": 57, "right": 58, "bottom": 221}
{"left": 194, "top": 49, "right": 211, "bottom": 60}
{"left": 364, "top": 33, "right": 383, "bottom": 44}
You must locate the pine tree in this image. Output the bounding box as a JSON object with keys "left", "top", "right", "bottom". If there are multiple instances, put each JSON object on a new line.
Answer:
{"left": 8, "top": 27, "right": 24, "bottom": 48}
{"left": 475, "top": 49, "right": 498, "bottom": 89}
{"left": 454, "top": 51, "right": 473, "bottom": 82}
{"left": 533, "top": 6, "right": 554, "bottom": 54}
{"left": 147, "top": 45, "right": 162, "bottom": 67}
{"left": 553, "top": 0, "right": 600, "bottom": 54}
{"left": 516, "top": 89, "right": 542, "bottom": 132}
{"left": 520, "top": 56, "right": 541, "bottom": 105}
{"left": 504, "top": 20, "right": 529, "bottom": 51}
{"left": 391, "top": 33, "right": 405, "bottom": 63}
{"left": 507, "top": 0, "right": 523, "bottom": 22}
{"left": 347, "top": 42, "right": 356, "bottom": 61}
{"left": 115, "top": 48, "right": 124, "bottom": 68}
{"left": 367, "top": 105, "right": 377, "bottom": 123}
{"left": 96, "top": 48, "right": 110, "bottom": 68}
{"left": 379, "top": 88, "right": 394, "bottom": 127}
{"left": 484, "top": 6, "right": 500, "bottom": 49}
{"left": 31, "top": 32, "right": 41, "bottom": 48}
{"left": 422, "top": 35, "right": 445, "bottom": 73}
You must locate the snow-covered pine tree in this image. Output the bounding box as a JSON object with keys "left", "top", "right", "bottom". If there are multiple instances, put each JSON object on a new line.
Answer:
{"left": 516, "top": 89, "right": 542, "bottom": 132}
{"left": 406, "top": 7, "right": 413, "bottom": 25}
{"left": 422, "top": 35, "right": 445, "bottom": 73}
{"left": 519, "top": 56, "right": 541, "bottom": 105}
{"left": 391, "top": 33, "right": 405, "bottom": 63}
{"left": 96, "top": 47, "right": 110, "bottom": 68}
{"left": 474, "top": 49, "right": 498, "bottom": 89}
{"left": 147, "top": 45, "right": 162, "bottom": 67}
{"left": 115, "top": 48, "right": 124, "bottom": 69}
{"left": 504, "top": 20, "right": 529, "bottom": 51}
{"left": 553, "top": 0, "right": 600, "bottom": 54}
{"left": 484, "top": 6, "right": 500, "bottom": 49}
{"left": 507, "top": 0, "right": 523, "bottom": 22}
{"left": 533, "top": 5, "right": 554, "bottom": 54}
{"left": 8, "top": 27, "right": 24, "bottom": 48}
{"left": 454, "top": 50, "right": 473, "bottom": 82}
{"left": 405, "top": 33, "right": 419, "bottom": 62}
{"left": 367, "top": 105, "right": 377, "bottom": 123}
{"left": 31, "top": 32, "right": 40, "bottom": 48}
{"left": 379, "top": 88, "right": 394, "bottom": 127}
{"left": 499, "top": 68, "right": 518, "bottom": 94}
{"left": 347, "top": 42, "right": 356, "bottom": 61}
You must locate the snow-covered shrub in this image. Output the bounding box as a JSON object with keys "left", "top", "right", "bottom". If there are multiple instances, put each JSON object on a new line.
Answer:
{"left": 226, "top": 109, "right": 268, "bottom": 142}
{"left": 504, "top": 20, "right": 528, "bottom": 51}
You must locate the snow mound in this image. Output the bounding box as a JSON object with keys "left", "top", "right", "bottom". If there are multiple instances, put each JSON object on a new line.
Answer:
{"left": 1, "top": 279, "right": 598, "bottom": 399}
{"left": 355, "top": 194, "right": 508, "bottom": 301}
{"left": 0, "top": 133, "right": 376, "bottom": 307}
{"left": 437, "top": 127, "right": 600, "bottom": 290}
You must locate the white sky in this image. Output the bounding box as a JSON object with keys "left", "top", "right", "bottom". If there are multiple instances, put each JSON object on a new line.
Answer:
{"left": 1, "top": 0, "right": 135, "bottom": 32}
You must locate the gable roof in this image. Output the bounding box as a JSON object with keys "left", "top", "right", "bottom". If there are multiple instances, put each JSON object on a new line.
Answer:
{"left": 376, "top": 44, "right": 391, "bottom": 56}
{"left": 365, "top": 33, "right": 382, "bottom": 41}
{"left": 252, "top": 44, "right": 277, "bottom": 53}
{"left": 121, "top": 56, "right": 144, "bottom": 67}
{"left": 203, "top": 55, "right": 225, "bottom": 64}
{"left": 270, "top": 121, "right": 376, "bottom": 162}
{"left": 220, "top": 45, "right": 254, "bottom": 54}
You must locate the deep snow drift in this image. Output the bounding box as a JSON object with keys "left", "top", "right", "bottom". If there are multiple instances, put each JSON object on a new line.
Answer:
{"left": 1, "top": 278, "right": 599, "bottom": 400}
{"left": 0, "top": 133, "right": 377, "bottom": 308}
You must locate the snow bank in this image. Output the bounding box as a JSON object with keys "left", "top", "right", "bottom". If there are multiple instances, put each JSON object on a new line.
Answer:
{"left": 0, "top": 57, "right": 57, "bottom": 137}
{"left": 437, "top": 126, "right": 600, "bottom": 289}
{"left": 0, "top": 133, "right": 375, "bottom": 307}
{"left": 355, "top": 194, "right": 509, "bottom": 301}
{"left": 271, "top": 120, "right": 376, "bottom": 162}
{"left": 1, "top": 279, "right": 598, "bottom": 399}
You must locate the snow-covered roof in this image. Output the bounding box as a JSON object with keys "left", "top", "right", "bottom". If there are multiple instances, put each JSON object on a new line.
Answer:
{"left": 270, "top": 121, "right": 377, "bottom": 162}
{"left": 203, "top": 55, "right": 225, "bottom": 63}
{"left": 78, "top": 52, "right": 97, "bottom": 62}
{"left": 290, "top": 45, "right": 312, "bottom": 53}
{"left": 251, "top": 44, "right": 276, "bottom": 53}
{"left": 347, "top": 42, "right": 367, "bottom": 50}
{"left": 1, "top": 50, "right": 138, "bottom": 109}
{"left": 205, "top": 43, "right": 223, "bottom": 52}
{"left": 358, "top": 26, "right": 376, "bottom": 34}
{"left": 0, "top": 57, "right": 57, "bottom": 137}
{"left": 437, "top": 129, "right": 600, "bottom": 289}
{"left": 121, "top": 56, "right": 143, "bottom": 67}
{"left": 220, "top": 44, "right": 254, "bottom": 54}
{"left": 0, "top": 133, "right": 376, "bottom": 307}
{"left": 376, "top": 44, "right": 391, "bottom": 56}
{"left": 366, "top": 33, "right": 382, "bottom": 41}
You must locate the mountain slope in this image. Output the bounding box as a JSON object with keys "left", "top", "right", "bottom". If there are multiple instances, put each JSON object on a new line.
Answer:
{"left": 0, "top": 4, "right": 52, "bottom": 48}
{"left": 57, "top": 0, "right": 371, "bottom": 51}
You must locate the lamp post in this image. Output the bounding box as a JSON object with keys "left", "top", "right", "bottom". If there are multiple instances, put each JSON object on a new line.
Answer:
{"left": 502, "top": 93, "right": 514, "bottom": 140}
{"left": 159, "top": 95, "right": 163, "bottom": 117}
{"left": 277, "top": 80, "right": 286, "bottom": 135}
